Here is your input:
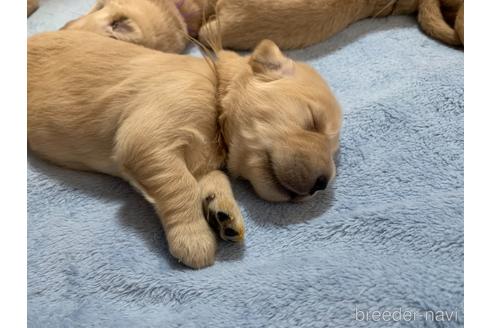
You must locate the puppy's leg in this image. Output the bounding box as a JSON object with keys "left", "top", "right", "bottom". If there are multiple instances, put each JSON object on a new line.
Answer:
{"left": 87, "top": 0, "right": 106, "bottom": 14}
{"left": 115, "top": 135, "right": 217, "bottom": 268}
{"left": 123, "top": 155, "right": 217, "bottom": 268}
{"left": 199, "top": 170, "right": 245, "bottom": 242}
{"left": 418, "top": 0, "right": 461, "bottom": 46}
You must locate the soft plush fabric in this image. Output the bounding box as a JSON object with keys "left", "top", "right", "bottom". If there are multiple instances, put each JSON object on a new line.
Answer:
{"left": 28, "top": 1, "right": 464, "bottom": 327}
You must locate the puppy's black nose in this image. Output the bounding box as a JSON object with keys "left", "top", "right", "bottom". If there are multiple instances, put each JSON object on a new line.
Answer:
{"left": 310, "top": 175, "right": 328, "bottom": 195}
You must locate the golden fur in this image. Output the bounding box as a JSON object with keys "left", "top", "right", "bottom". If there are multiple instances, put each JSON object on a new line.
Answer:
{"left": 201, "top": 0, "right": 464, "bottom": 49}
{"left": 27, "top": 0, "right": 38, "bottom": 17}
{"left": 61, "top": 0, "right": 190, "bottom": 53}
{"left": 28, "top": 31, "right": 341, "bottom": 268}
{"left": 57, "top": 0, "right": 463, "bottom": 51}
{"left": 418, "top": 0, "right": 464, "bottom": 46}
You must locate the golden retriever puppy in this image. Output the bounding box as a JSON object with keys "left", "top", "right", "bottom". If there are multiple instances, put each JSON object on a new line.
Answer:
{"left": 55, "top": 0, "right": 463, "bottom": 53}
{"left": 61, "top": 0, "right": 190, "bottom": 53}
{"left": 199, "top": 0, "right": 464, "bottom": 49}
{"left": 27, "top": 0, "right": 38, "bottom": 17}
{"left": 28, "top": 31, "right": 342, "bottom": 268}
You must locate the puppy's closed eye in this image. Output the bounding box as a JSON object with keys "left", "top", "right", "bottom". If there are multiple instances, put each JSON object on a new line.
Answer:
{"left": 305, "top": 106, "right": 320, "bottom": 132}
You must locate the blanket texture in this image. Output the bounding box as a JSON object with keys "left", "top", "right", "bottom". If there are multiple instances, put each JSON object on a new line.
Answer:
{"left": 28, "top": 1, "right": 464, "bottom": 327}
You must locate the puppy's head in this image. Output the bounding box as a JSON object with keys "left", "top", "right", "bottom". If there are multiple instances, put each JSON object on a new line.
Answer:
{"left": 217, "top": 40, "right": 342, "bottom": 202}
{"left": 61, "top": 0, "right": 188, "bottom": 53}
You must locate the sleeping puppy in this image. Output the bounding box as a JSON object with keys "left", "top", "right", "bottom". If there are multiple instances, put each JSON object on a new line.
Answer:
{"left": 61, "top": 0, "right": 191, "bottom": 53}
{"left": 58, "top": 0, "right": 463, "bottom": 52}
{"left": 57, "top": 0, "right": 464, "bottom": 53}
{"left": 28, "top": 31, "right": 342, "bottom": 268}
{"left": 200, "top": 0, "right": 464, "bottom": 50}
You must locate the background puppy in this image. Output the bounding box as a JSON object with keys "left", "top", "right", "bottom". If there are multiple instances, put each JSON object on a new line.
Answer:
{"left": 61, "top": 0, "right": 190, "bottom": 53}
{"left": 200, "top": 0, "right": 464, "bottom": 50}
{"left": 54, "top": 0, "right": 464, "bottom": 52}
{"left": 28, "top": 31, "right": 341, "bottom": 268}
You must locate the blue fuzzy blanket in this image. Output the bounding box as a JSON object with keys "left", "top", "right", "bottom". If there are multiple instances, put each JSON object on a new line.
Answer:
{"left": 28, "top": 1, "right": 464, "bottom": 327}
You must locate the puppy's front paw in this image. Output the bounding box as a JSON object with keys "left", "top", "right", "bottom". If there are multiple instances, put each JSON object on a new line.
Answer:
{"left": 166, "top": 220, "right": 217, "bottom": 269}
{"left": 203, "top": 193, "right": 245, "bottom": 242}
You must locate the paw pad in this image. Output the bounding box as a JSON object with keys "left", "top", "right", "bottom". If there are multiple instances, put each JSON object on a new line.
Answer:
{"left": 203, "top": 194, "right": 244, "bottom": 242}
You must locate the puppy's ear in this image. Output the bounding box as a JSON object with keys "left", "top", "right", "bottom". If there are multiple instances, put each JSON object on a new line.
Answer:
{"left": 60, "top": 18, "right": 78, "bottom": 30}
{"left": 249, "top": 40, "right": 295, "bottom": 78}
{"left": 86, "top": 0, "right": 105, "bottom": 13}
{"left": 60, "top": 1, "right": 105, "bottom": 30}
{"left": 109, "top": 16, "right": 143, "bottom": 41}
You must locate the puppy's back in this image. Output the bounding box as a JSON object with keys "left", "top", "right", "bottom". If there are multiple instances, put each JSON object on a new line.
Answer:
{"left": 28, "top": 31, "right": 217, "bottom": 173}
{"left": 28, "top": 31, "right": 147, "bottom": 172}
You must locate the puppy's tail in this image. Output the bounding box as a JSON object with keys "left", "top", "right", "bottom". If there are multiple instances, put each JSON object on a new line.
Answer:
{"left": 418, "top": 0, "right": 462, "bottom": 46}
